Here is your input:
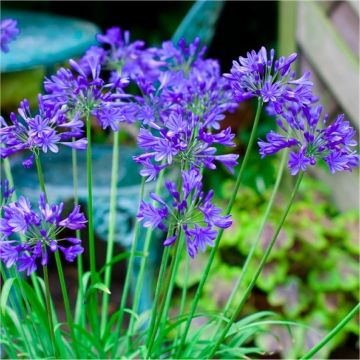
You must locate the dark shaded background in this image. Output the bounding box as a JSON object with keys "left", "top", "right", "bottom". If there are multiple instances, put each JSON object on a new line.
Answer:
{"left": 2, "top": 1, "right": 278, "bottom": 70}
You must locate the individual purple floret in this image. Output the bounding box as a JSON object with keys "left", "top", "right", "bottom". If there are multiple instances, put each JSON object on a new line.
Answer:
{"left": 258, "top": 103, "right": 359, "bottom": 175}
{"left": 0, "top": 97, "right": 87, "bottom": 165}
{"left": 224, "top": 47, "right": 316, "bottom": 113}
{"left": 0, "top": 193, "right": 86, "bottom": 275}
{"left": 0, "top": 19, "right": 20, "bottom": 53}
{"left": 137, "top": 168, "right": 232, "bottom": 258}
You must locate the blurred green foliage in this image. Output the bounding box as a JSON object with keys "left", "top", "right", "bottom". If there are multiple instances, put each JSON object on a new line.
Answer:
{"left": 175, "top": 170, "right": 359, "bottom": 358}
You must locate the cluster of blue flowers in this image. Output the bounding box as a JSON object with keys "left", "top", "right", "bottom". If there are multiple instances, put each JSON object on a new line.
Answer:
{"left": 138, "top": 169, "right": 231, "bottom": 258}
{"left": 0, "top": 23, "right": 359, "bottom": 270}
{"left": 226, "top": 47, "right": 358, "bottom": 175}
{"left": 0, "top": 180, "right": 86, "bottom": 275}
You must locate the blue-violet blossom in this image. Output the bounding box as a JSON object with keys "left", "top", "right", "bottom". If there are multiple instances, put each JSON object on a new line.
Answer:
{"left": 137, "top": 168, "right": 232, "bottom": 258}
{"left": 258, "top": 103, "right": 359, "bottom": 175}
{"left": 225, "top": 47, "right": 316, "bottom": 113}
{"left": 0, "top": 193, "right": 87, "bottom": 275}
{"left": 0, "top": 97, "right": 87, "bottom": 166}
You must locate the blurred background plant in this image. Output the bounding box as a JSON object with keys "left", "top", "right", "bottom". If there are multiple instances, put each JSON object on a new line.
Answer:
{"left": 175, "top": 174, "right": 359, "bottom": 358}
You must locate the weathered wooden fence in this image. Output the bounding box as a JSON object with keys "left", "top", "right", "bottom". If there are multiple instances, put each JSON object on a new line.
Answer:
{"left": 279, "top": 0, "right": 359, "bottom": 211}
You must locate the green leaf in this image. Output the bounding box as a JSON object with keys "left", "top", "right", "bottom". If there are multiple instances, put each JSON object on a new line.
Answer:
{"left": 0, "top": 277, "right": 16, "bottom": 314}
{"left": 85, "top": 282, "right": 111, "bottom": 300}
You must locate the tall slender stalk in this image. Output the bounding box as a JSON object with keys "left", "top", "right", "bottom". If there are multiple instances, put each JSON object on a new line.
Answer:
{"left": 146, "top": 231, "right": 182, "bottom": 357}
{"left": 172, "top": 253, "right": 190, "bottom": 357}
{"left": 85, "top": 111, "right": 100, "bottom": 337}
{"left": 85, "top": 111, "right": 96, "bottom": 283}
{"left": 114, "top": 177, "right": 146, "bottom": 339}
{"left": 128, "top": 171, "right": 165, "bottom": 333}
{"left": 34, "top": 156, "right": 58, "bottom": 356}
{"left": 158, "top": 231, "right": 185, "bottom": 336}
{"left": 216, "top": 147, "right": 288, "bottom": 329}
{"left": 208, "top": 172, "right": 304, "bottom": 358}
{"left": 144, "top": 245, "right": 171, "bottom": 351}
{"left": 72, "top": 144, "right": 84, "bottom": 326}
{"left": 300, "top": 303, "right": 360, "bottom": 360}
{"left": 35, "top": 155, "right": 79, "bottom": 357}
{"left": 42, "top": 263, "right": 58, "bottom": 358}
{"left": 176, "top": 99, "right": 264, "bottom": 356}
{"left": 101, "top": 131, "right": 120, "bottom": 335}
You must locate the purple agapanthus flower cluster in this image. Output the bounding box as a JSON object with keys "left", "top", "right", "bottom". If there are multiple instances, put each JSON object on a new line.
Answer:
{"left": 0, "top": 192, "right": 87, "bottom": 275}
{"left": 129, "top": 38, "right": 238, "bottom": 182}
{"left": 224, "top": 47, "right": 316, "bottom": 113}
{"left": 137, "top": 168, "right": 231, "bottom": 257}
{"left": 0, "top": 97, "right": 87, "bottom": 167}
{"left": 93, "top": 26, "right": 164, "bottom": 82}
{"left": 0, "top": 18, "right": 19, "bottom": 53}
{"left": 258, "top": 103, "right": 359, "bottom": 175}
{"left": 43, "top": 54, "right": 133, "bottom": 131}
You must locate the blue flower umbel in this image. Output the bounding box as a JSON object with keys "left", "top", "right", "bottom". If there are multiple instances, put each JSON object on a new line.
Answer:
{"left": 224, "top": 47, "right": 316, "bottom": 113}
{"left": 43, "top": 55, "right": 132, "bottom": 131}
{"left": 0, "top": 193, "right": 87, "bottom": 275}
{"left": 137, "top": 168, "right": 231, "bottom": 258}
{"left": 0, "top": 97, "right": 87, "bottom": 167}
{"left": 258, "top": 103, "right": 359, "bottom": 175}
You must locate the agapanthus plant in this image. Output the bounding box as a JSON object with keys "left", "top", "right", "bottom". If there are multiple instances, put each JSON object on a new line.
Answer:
{"left": 0, "top": 193, "right": 86, "bottom": 275}
{"left": 1, "top": 19, "right": 359, "bottom": 360}
{"left": 0, "top": 18, "right": 19, "bottom": 53}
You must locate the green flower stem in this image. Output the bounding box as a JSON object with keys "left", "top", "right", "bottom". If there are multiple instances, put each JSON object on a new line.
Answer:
{"left": 172, "top": 253, "right": 190, "bottom": 357}
{"left": 2, "top": 157, "right": 43, "bottom": 302}
{"left": 176, "top": 98, "right": 264, "bottom": 357}
{"left": 100, "top": 131, "right": 121, "bottom": 335}
{"left": 35, "top": 155, "right": 79, "bottom": 357}
{"left": 113, "top": 176, "right": 146, "bottom": 343}
{"left": 85, "top": 112, "right": 100, "bottom": 337}
{"left": 158, "top": 231, "right": 185, "bottom": 338}
{"left": 217, "top": 147, "right": 288, "bottom": 329}
{"left": 208, "top": 171, "right": 304, "bottom": 359}
{"left": 34, "top": 156, "right": 58, "bottom": 357}
{"left": 128, "top": 170, "right": 165, "bottom": 333}
{"left": 300, "top": 303, "right": 360, "bottom": 360}
{"left": 85, "top": 112, "right": 96, "bottom": 283}
{"left": 72, "top": 145, "right": 84, "bottom": 326}
{"left": 42, "top": 263, "right": 59, "bottom": 358}
{"left": 146, "top": 232, "right": 182, "bottom": 358}
{"left": 144, "top": 245, "right": 171, "bottom": 353}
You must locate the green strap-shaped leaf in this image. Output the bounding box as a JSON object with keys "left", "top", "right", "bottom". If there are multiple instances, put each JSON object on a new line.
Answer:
{"left": 0, "top": 277, "right": 16, "bottom": 314}
{"left": 172, "top": 0, "right": 225, "bottom": 47}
